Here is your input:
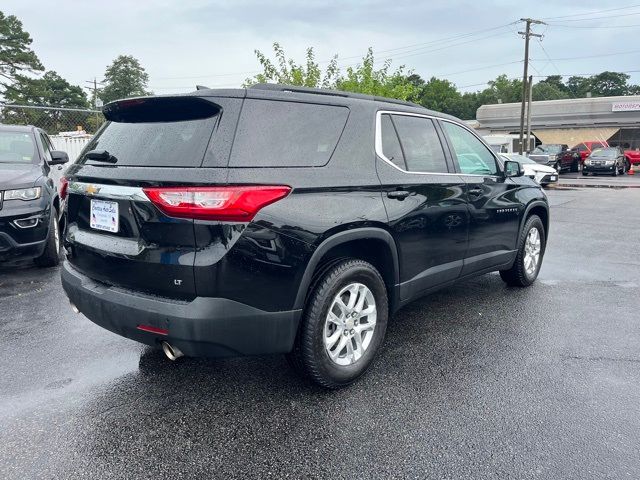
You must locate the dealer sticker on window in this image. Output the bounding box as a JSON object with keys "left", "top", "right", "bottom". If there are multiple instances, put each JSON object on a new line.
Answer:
{"left": 90, "top": 199, "right": 119, "bottom": 233}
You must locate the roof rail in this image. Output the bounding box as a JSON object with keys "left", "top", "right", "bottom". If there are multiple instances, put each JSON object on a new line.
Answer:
{"left": 249, "top": 83, "right": 422, "bottom": 109}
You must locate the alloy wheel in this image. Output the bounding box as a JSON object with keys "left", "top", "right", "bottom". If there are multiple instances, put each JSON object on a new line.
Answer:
{"left": 323, "top": 283, "right": 377, "bottom": 366}
{"left": 523, "top": 227, "right": 541, "bottom": 277}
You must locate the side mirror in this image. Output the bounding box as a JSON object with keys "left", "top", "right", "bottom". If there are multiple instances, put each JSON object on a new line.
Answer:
{"left": 48, "top": 150, "right": 69, "bottom": 165}
{"left": 504, "top": 160, "right": 523, "bottom": 178}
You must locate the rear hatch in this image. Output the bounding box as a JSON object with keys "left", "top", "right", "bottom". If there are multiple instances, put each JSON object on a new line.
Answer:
{"left": 64, "top": 96, "right": 237, "bottom": 299}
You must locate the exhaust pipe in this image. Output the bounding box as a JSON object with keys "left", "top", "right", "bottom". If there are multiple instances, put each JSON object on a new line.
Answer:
{"left": 70, "top": 302, "right": 80, "bottom": 314}
{"left": 161, "top": 341, "right": 184, "bottom": 361}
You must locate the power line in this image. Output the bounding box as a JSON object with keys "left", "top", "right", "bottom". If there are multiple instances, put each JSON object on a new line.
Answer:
{"left": 152, "top": 22, "right": 519, "bottom": 81}
{"left": 531, "top": 49, "right": 640, "bottom": 62}
{"left": 542, "top": 3, "right": 640, "bottom": 20}
{"left": 543, "top": 10, "right": 640, "bottom": 22}
{"left": 547, "top": 22, "right": 640, "bottom": 28}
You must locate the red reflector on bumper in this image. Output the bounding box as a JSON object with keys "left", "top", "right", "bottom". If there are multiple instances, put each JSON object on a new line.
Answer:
{"left": 136, "top": 325, "right": 169, "bottom": 336}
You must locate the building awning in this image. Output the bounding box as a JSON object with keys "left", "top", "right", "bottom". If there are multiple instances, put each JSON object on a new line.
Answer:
{"left": 532, "top": 127, "right": 620, "bottom": 147}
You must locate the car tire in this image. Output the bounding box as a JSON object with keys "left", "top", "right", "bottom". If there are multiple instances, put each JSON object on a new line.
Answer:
{"left": 499, "top": 215, "right": 545, "bottom": 287}
{"left": 555, "top": 161, "right": 562, "bottom": 173}
{"left": 287, "top": 259, "right": 389, "bottom": 388}
{"left": 34, "top": 208, "right": 61, "bottom": 268}
{"left": 613, "top": 165, "right": 618, "bottom": 177}
{"left": 582, "top": 171, "right": 588, "bottom": 176}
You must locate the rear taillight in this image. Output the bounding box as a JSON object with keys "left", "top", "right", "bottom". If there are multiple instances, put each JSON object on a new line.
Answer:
{"left": 59, "top": 177, "right": 69, "bottom": 200}
{"left": 142, "top": 186, "right": 291, "bottom": 222}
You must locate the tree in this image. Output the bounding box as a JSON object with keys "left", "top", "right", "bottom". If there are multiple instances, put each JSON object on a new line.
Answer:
{"left": 413, "top": 77, "right": 461, "bottom": 113}
{"left": 589, "top": 71, "right": 632, "bottom": 97}
{"left": 566, "top": 76, "right": 591, "bottom": 97}
{"left": 336, "top": 48, "right": 415, "bottom": 101}
{"left": 100, "top": 55, "right": 151, "bottom": 103}
{"left": 1, "top": 71, "right": 90, "bottom": 133}
{"left": 244, "top": 43, "right": 339, "bottom": 88}
{"left": 481, "top": 74, "right": 522, "bottom": 104}
{"left": 0, "top": 11, "right": 43, "bottom": 93}
{"left": 531, "top": 81, "right": 569, "bottom": 101}
{"left": 537, "top": 75, "right": 569, "bottom": 94}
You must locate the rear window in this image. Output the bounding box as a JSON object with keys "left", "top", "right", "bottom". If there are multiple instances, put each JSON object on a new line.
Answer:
{"left": 229, "top": 99, "right": 349, "bottom": 167}
{"left": 79, "top": 97, "right": 220, "bottom": 167}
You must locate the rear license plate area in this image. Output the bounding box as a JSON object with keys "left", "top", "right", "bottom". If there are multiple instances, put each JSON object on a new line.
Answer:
{"left": 90, "top": 199, "right": 119, "bottom": 233}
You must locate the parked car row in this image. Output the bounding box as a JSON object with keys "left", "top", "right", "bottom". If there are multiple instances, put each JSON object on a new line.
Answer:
{"left": 528, "top": 141, "right": 638, "bottom": 176}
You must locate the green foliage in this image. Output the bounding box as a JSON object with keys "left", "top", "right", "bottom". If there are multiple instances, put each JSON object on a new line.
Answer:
{"left": 412, "top": 77, "right": 461, "bottom": 112}
{"left": 589, "top": 71, "right": 633, "bottom": 97}
{"left": 100, "top": 55, "right": 152, "bottom": 103}
{"left": 1, "top": 71, "right": 91, "bottom": 133}
{"left": 244, "top": 43, "right": 339, "bottom": 88}
{"left": 246, "top": 44, "right": 415, "bottom": 101}
{"left": 0, "top": 11, "right": 43, "bottom": 92}
{"left": 336, "top": 48, "right": 415, "bottom": 101}
{"left": 531, "top": 81, "right": 569, "bottom": 101}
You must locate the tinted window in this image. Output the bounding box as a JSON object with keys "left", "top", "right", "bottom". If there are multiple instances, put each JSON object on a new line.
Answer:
{"left": 230, "top": 100, "right": 349, "bottom": 167}
{"left": 380, "top": 114, "right": 406, "bottom": 169}
{"left": 79, "top": 118, "right": 218, "bottom": 167}
{"left": 442, "top": 121, "right": 498, "bottom": 175}
{"left": 0, "top": 131, "right": 36, "bottom": 164}
{"left": 591, "top": 143, "right": 606, "bottom": 150}
{"left": 391, "top": 115, "right": 448, "bottom": 173}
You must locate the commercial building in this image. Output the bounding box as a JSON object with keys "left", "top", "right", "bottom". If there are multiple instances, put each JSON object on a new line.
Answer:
{"left": 474, "top": 95, "right": 640, "bottom": 151}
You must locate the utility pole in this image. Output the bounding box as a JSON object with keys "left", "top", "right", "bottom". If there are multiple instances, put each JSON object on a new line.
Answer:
{"left": 518, "top": 18, "right": 545, "bottom": 155}
{"left": 526, "top": 74, "right": 533, "bottom": 154}
{"left": 85, "top": 78, "right": 104, "bottom": 132}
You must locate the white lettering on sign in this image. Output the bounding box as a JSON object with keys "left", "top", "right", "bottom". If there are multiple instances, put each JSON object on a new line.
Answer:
{"left": 612, "top": 102, "right": 640, "bottom": 112}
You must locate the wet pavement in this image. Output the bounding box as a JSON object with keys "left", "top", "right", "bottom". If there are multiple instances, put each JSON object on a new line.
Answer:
{"left": 1, "top": 187, "right": 639, "bottom": 479}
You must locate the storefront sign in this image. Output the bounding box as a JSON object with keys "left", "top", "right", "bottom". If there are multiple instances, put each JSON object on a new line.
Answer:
{"left": 612, "top": 102, "right": 640, "bottom": 112}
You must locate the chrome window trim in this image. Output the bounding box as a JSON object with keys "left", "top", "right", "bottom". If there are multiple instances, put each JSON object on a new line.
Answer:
{"left": 67, "top": 181, "right": 150, "bottom": 202}
{"left": 375, "top": 110, "right": 502, "bottom": 178}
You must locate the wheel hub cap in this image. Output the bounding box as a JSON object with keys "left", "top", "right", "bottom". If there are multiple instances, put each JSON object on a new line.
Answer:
{"left": 323, "top": 282, "right": 377, "bottom": 366}
{"left": 523, "top": 227, "right": 541, "bottom": 277}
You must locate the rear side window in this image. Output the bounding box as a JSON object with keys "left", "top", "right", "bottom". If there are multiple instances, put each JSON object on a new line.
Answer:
{"left": 391, "top": 115, "right": 448, "bottom": 173}
{"left": 229, "top": 99, "right": 348, "bottom": 167}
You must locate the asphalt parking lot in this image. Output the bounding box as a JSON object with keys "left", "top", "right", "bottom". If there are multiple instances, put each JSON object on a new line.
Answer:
{"left": 1, "top": 185, "right": 639, "bottom": 480}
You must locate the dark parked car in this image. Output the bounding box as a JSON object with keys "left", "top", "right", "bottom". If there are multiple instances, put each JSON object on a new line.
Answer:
{"left": 0, "top": 125, "right": 68, "bottom": 266}
{"left": 61, "top": 85, "right": 550, "bottom": 388}
{"left": 528, "top": 144, "right": 573, "bottom": 172}
{"left": 582, "top": 146, "right": 627, "bottom": 176}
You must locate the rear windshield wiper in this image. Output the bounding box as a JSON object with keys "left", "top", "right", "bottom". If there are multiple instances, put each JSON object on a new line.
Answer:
{"left": 85, "top": 149, "right": 118, "bottom": 164}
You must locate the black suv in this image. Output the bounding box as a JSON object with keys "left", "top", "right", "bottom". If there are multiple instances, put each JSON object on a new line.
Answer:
{"left": 61, "top": 85, "right": 549, "bottom": 388}
{"left": 0, "top": 124, "right": 68, "bottom": 266}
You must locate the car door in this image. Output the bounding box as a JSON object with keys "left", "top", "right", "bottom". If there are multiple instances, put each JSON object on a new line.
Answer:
{"left": 375, "top": 111, "right": 469, "bottom": 303}
{"left": 439, "top": 120, "right": 523, "bottom": 276}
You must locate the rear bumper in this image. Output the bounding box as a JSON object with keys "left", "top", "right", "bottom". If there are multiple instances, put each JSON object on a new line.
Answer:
{"left": 61, "top": 261, "right": 302, "bottom": 357}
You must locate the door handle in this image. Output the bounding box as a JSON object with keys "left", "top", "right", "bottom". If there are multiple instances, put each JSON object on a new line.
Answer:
{"left": 468, "top": 187, "right": 483, "bottom": 196}
{"left": 387, "top": 190, "right": 411, "bottom": 200}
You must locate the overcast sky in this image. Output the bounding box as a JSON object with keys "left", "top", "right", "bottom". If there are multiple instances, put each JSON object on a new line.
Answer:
{"left": 4, "top": 0, "right": 640, "bottom": 96}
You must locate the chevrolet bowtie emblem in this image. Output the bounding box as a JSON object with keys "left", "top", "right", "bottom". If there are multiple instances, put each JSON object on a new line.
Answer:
{"left": 85, "top": 184, "right": 101, "bottom": 195}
